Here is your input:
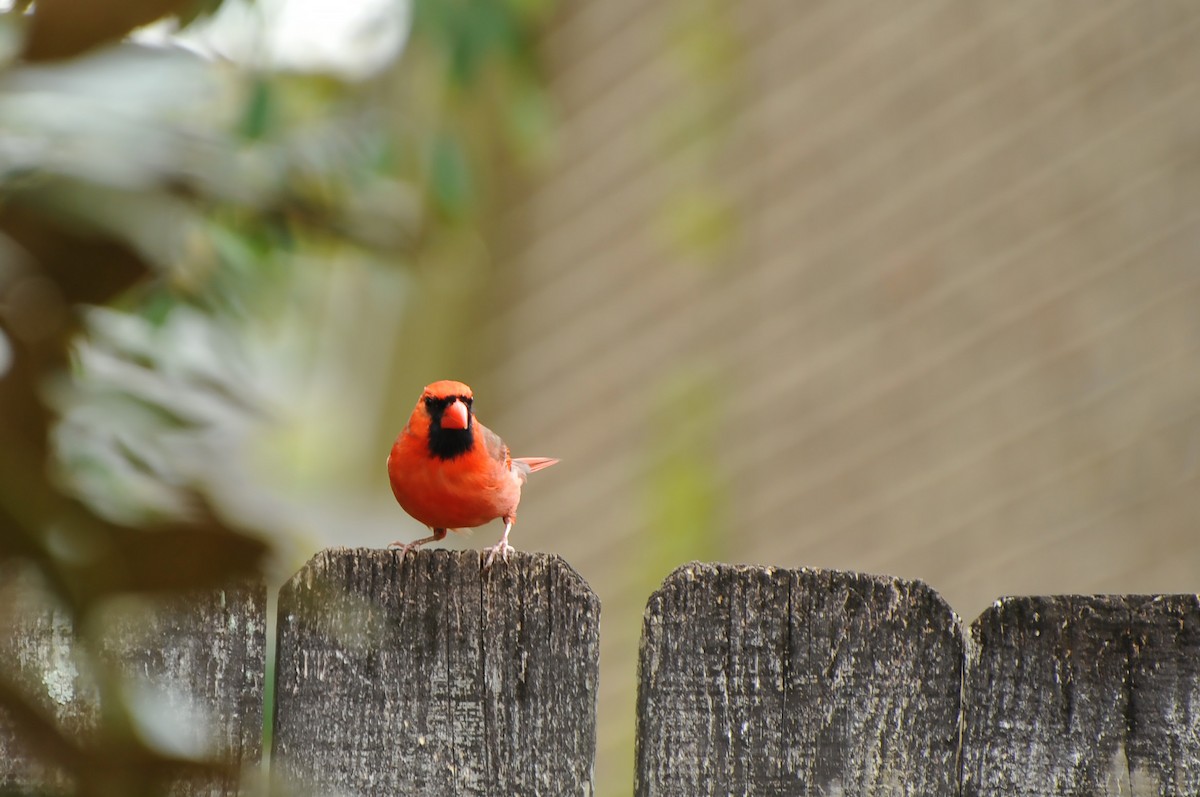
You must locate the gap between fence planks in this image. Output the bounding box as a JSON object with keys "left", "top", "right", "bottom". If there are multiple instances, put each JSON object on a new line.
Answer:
{"left": 271, "top": 547, "right": 601, "bottom": 797}
{"left": 2, "top": 550, "right": 1198, "bottom": 796}
{"left": 637, "top": 566, "right": 1200, "bottom": 797}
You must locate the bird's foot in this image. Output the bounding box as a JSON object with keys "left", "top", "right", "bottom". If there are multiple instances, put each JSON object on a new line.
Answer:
{"left": 387, "top": 540, "right": 420, "bottom": 557}
{"left": 483, "top": 539, "right": 514, "bottom": 570}
{"left": 483, "top": 520, "right": 516, "bottom": 570}
{"left": 388, "top": 529, "right": 448, "bottom": 558}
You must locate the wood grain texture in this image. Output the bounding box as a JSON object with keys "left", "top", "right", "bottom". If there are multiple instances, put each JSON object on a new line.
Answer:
{"left": 0, "top": 572, "right": 265, "bottom": 796}
{"left": 271, "top": 547, "right": 600, "bottom": 796}
{"left": 635, "top": 562, "right": 963, "bottom": 797}
{"left": 962, "top": 594, "right": 1200, "bottom": 797}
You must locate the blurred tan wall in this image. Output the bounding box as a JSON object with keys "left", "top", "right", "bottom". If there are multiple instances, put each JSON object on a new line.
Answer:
{"left": 475, "top": 2, "right": 1200, "bottom": 790}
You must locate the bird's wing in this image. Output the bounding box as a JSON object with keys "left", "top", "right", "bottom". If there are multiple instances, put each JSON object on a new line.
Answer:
{"left": 480, "top": 424, "right": 511, "bottom": 467}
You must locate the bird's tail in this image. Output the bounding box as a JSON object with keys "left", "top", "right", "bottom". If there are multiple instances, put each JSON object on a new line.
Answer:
{"left": 513, "top": 457, "right": 559, "bottom": 477}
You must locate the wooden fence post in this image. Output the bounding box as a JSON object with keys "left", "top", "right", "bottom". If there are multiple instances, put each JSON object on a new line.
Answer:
{"left": 961, "top": 594, "right": 1200, "bottom": 796}
{"left": 0, "top": 573, "right": 266, "bottom": 796}
{"left": 635, "top": 562, "right": 964, "bottom": 797}
{"left": 271, "top": 548, "right": 600, "bottom": 796}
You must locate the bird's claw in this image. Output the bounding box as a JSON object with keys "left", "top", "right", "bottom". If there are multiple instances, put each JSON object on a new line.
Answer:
{"left": 388, "top": 541, "right": 418, "bottom": 557}
{"left": 483, "top": 540, "right": 514, "bottom": 570}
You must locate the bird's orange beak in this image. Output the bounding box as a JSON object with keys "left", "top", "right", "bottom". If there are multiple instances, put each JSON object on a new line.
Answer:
{"left": 442, "top": 398, "right": 469, "bottom": 430}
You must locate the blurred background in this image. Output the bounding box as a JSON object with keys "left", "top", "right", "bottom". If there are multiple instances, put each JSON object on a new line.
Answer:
{"left": 2, "top": 1, "right": 1200, "bottom": 795}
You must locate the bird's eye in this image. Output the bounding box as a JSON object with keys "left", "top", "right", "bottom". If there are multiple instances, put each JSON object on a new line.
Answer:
{"left": 424, "top": 397, "right": 435, "bottom": 410}
{"left": 462, "top": 396, "right": 473, "bottom": 407}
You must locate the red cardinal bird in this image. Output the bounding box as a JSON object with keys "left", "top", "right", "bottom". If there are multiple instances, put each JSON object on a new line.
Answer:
{"left": 387, "top": 380, "right": 558, "bottom": 567}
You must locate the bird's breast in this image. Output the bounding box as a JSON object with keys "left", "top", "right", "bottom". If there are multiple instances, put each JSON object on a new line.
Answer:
{"left": 387, "top": 435, "right": 522, "bottom": 529}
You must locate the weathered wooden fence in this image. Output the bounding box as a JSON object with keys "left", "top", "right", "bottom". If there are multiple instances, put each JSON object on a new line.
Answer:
{"left": 2, "top": 549, "right": 1198, "bottom": 796}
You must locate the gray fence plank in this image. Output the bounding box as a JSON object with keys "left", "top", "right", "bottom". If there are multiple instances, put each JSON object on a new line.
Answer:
{"left": 635, "top": 562, "right": 963, "bottom": 797}
{"left": 962, "top": 594, "right": 1200, "bottom": 797}
{"left": 0, "top": 572, "right": 266, "bottom": 796}
{"left": 271, "top": 547, "right": 600, "bottom": 796}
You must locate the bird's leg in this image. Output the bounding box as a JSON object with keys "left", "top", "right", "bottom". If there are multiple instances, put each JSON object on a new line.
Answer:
{"left": 483, "top": 519, "right": 515, "bottom": 569}
{"left": 389, "top": 527, "right": 448, "bottom": 557}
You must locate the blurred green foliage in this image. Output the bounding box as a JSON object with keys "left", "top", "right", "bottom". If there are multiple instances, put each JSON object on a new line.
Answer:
{"left": 643, "top": 366, "right": 726, "bottom": 568}
{"left": 653, "top": 0, "right": 741, "bottom": 263}
{"left": 0, "top": 0, "right": 557, "bottom": 793}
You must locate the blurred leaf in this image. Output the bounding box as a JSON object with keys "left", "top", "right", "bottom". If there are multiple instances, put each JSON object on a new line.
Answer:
{"left": 648, "top": 0, "right": 743, "bottom": 264}
{"left": 668, "top": 0, "right": 740, "bottom": 78}
{"left": 238, "top": 78, "right": 274, "bottom": 141}
{"left": 657, "top": 186, "right": 736, "bottom": 260}
{"left": 22, "top": 0, "right": 222, "bottom": 61}
{"left": 431, "top": 130, "right": 474, "bottom": 218}
{"left": 0, "top": 0, "right": 562, "bottom": 792}
{"left": 414, "top": 0, "right": 510, "bottom": 86}
{"left": 504, "top": 79, "right": 556, "bottom": 164}
{"left": 51, "top": 305, "right": 269, "bottom": 524}
{"left": 506, "top": 0, "right": 557, "bottom": 19}
{"left": 133, "top": 288, "right": 177, "bottom": 328}
{"left": 642, "top": 366, "right": 726, "bottom": 569}
{"left": 172, "top": 0, "right": 230, "bottom": 29}
{"left": 0, "top": 12, "right": 25, "bottom": 69}
{"left": 0, "top": 46, "right": 239, "bottom": 194}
